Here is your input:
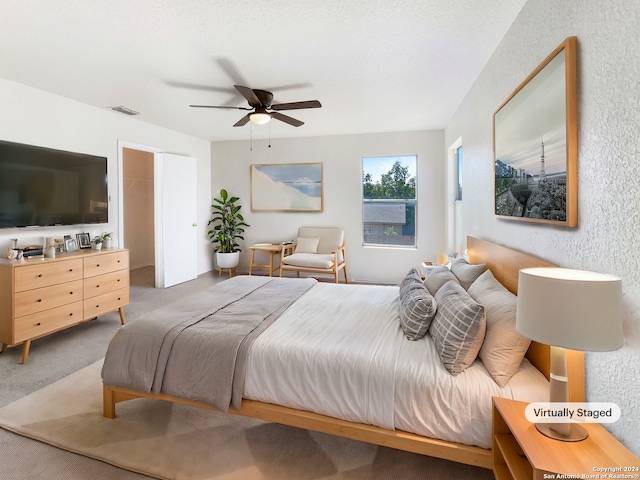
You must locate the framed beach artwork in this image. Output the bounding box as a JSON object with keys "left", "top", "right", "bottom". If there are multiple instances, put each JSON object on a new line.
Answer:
{"left": 250, "top": 163, "right": 323, "bottom": 212}
{"left": 493, "top": 36, "right": 578, "bottom": 227}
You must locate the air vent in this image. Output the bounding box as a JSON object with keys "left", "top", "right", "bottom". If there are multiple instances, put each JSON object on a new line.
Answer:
{"left": 109, "top": 106, "right": 141, "bottom": 116}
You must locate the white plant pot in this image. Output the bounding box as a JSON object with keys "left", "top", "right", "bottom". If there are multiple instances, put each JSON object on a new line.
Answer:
{"left": 216, "top": 251, "right": 239, "bottom": 269}
{"left": 91, "top": 243, "right": 102, "bottom": 251}
{"left": 104, "top": 238, "right": 112, "bottom": 249}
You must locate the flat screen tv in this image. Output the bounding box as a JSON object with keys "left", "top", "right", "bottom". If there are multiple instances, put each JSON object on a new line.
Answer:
{"left": 0, "top": 139, "right": 108, "bottom": 228}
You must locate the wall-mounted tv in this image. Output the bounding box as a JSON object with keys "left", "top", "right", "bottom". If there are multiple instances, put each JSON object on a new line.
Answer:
{"left": 0, "top": 139, "right": 108, "bottom": 228}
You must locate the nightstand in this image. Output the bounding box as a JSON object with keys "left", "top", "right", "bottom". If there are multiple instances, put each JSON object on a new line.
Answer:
{"left": 492, "top": 397, "right": 640, "bottom": 480}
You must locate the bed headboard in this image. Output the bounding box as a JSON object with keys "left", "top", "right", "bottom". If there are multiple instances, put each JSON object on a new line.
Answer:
{"left": 466, "top": 236, "right": 585, "bottom": 402}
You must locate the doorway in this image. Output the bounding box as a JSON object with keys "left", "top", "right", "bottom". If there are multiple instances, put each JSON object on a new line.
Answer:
{"left": 122, "top": 147, "right": 156, "bottom": 287}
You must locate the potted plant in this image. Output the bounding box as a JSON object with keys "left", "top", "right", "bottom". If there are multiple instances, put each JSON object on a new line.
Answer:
{"left": 91, "top": 236, "right": 103, "bottom": 251}
{"left": 207, "top": 189, "right": 250, "bottom": 270}
{"left": 101, "top": 232, "right": 113, "bottom": 249}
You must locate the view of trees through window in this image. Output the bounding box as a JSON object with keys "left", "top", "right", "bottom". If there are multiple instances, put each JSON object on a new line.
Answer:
{"left": 362, "top": 156, "right": 416, "bottom": 247}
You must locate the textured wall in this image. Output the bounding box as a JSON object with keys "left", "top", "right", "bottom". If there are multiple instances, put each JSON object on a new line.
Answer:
{"left": 445, "top": 0, "right": 640, "bottom": 454}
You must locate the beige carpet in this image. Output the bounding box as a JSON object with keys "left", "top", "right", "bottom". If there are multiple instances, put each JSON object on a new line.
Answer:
{"left": 0, "top": 360, "right": 493, "bottom": 480}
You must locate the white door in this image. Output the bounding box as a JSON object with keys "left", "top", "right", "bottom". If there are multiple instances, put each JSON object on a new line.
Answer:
{"left": 156, "top": 153, "right": 198, "bottom": 288}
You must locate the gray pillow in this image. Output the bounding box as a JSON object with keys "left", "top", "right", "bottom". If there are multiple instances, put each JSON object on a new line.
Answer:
{"left": 450, "top": 257, "right": 486, "bottom": 290}
{"left": 424, "top": 265, "right": 459, "bottom": 296}
{"left": 398, "top": 269, "right": 437, "bottom": 340}
{"left": 429, "top": 280, "right": 486, "bottom": 375}
{"left": 467, "top": 269, "right": 531, "bottom": 387}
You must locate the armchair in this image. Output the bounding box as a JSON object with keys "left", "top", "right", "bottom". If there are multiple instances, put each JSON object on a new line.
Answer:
{"left": 279, "top": 226, "right": 348, "bottom": 283}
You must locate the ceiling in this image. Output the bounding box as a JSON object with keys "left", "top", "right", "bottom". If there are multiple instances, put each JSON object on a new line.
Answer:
{"left": 0, "top": 0, "right": 526, "bottom": 142}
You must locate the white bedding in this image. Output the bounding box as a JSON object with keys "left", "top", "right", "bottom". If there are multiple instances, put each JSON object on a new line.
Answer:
{"left": 244, "top": 282, "right": 549, "bottom": 449}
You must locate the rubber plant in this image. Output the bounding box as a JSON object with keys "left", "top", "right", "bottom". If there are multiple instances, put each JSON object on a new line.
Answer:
{"left": 207, "top": 189, "right": 250, "bottom": 253}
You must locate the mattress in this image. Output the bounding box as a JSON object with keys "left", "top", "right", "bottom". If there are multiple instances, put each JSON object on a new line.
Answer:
{"left": 244, "top": 282, "right": 549, "bottom": 449}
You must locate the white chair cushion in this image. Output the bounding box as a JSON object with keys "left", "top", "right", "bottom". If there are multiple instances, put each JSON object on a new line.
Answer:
{"left": 295, "top": 237, "right": 320, "bottom": 254}
{"left": 297, "top": 227, "right": 344, "bottom": 261}
{"left": 283, "top": 253, "right": 335, "bottom": 269}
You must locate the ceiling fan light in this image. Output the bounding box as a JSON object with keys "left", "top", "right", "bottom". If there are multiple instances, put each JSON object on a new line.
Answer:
{"left": 249, "top": 111, "right": 271, "bottom": 125}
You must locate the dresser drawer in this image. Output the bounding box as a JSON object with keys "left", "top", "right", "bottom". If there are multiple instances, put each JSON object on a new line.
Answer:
{"left": 83, "top": 251, "right": 129, "bottom": 278}
{"left": 14, "top": 301, "right": 84, "bottom": 343}
{"left": 14, "top": 280, "right": 83, "bottom": 317}
{"left": 14, "top": 259, "right": 83, "bottom": 292}
{"left": 84, "top": 287, "right": 129, "bottom": 319}
{"left": 84, "top": 269, "right": 130, "bottom": 299}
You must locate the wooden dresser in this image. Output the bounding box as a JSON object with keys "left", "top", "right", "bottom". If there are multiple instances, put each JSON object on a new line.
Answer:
{"left": 0, "top": 248, "right": 129, "bottom": 364}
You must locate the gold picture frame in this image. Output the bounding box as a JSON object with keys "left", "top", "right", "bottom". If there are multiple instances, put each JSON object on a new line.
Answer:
{"left": 250, "top": 163, "right": 323, "bottom": 212}
{"left": 493, "top": 36, "right": 578, "bottom": 227}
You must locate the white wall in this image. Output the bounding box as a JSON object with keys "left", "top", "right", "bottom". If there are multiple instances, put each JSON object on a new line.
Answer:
{"left": 212, "top": 130, "right": 445, "bottom": 284}
{"left": 0, "top": 78, "right": 213, "bottom": 275}
{"left": 445, "top": 0, "right": 640, "bottom": 454}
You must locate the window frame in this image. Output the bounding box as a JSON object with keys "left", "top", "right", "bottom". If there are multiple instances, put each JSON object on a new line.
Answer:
{"left": 361, "top": 155, "right": 418, "bottom": 248}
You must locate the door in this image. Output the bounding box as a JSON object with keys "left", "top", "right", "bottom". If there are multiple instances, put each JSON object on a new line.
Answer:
{"left": 156, "top": 153, "right": 198, "bottom": 288}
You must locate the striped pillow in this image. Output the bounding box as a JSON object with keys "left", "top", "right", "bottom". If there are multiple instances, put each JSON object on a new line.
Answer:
{"left": 398, "top": 269, "right": 437, "bottom": 340}
{"left": 429, "top": 280, "right": 486, "bottom": 375}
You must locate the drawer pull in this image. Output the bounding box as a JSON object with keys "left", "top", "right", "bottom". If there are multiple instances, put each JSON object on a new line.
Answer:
{"left": 69, "top": 313, "right": 73, "bottom": 316}
{"left": 69, "top": 269, "right": 73, "bottom": 272}
{"left": 36, "top": 322, "right": 41, "bottom": 326}
{"left": 96, "top": 264, "right": 100, "bottom": 267}
{"left": 117, "top": 279, "right": 120, "bottom": 282}
{"left": 38, "top": 274, "right": 43, "bottom": 278}
{"left": 69, "top": 291, "right": 74, "bottom": 295}
{"left": 96, "top": 285, "right": 100, "bottom": 288}
{"left": 118, "top": 297, "right": 121, "bottom": 301}
{"left": 117, "top": 260, "right": 121, "bottom": 263}
{"left": 37, "top": 299, "right": 42, "bottom": 303}
{"left": 96, "top": 305, "right": 99, "bottom": 308}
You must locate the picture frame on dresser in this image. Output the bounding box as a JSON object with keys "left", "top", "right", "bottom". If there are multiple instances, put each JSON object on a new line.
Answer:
{"left": 76, "top": 232, "right": 91, "bottom": 249}
{"left": 65, "top": 238, "right": 78, "bottom": 252}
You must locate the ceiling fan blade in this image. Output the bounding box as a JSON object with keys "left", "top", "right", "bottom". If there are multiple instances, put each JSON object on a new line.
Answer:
{"left": 271, "top": 100, "right": 322, "bottom": 111}
{"left": 234, "top": 85, "right": 261, "bottom": 107}
{"left": 190, "top": 104, "right": 252, "bottom": 110}
{"left": 270, "top": 111, "right": 304, "bottom": 127}
{"left": 233, "top": 114, "right": 251, "bottom": 127}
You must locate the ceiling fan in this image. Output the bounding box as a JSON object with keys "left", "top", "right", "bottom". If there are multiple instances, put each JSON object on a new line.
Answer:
{"left": 190, "top": 85, "right": 321, "bottom": 127}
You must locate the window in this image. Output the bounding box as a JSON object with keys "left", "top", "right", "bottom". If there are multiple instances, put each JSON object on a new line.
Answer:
{"left": 362, "top": 155, "right": 417, "bottom": 247}
{"left": 456, "top": 146, "right": 463, "bottom": 201}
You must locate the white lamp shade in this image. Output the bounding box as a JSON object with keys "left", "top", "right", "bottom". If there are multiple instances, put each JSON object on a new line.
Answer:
{"left": 516, "top": 267, "right": 623, "bottom": 352}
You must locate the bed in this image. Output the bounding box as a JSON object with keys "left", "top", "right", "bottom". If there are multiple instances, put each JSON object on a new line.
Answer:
{"left": 102, "top": 236, "right": 585, "bottom": 469}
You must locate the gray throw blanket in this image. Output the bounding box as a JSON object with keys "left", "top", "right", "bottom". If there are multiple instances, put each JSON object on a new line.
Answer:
{"left": 102, "top": 276, "right": 317, "bottom": 411}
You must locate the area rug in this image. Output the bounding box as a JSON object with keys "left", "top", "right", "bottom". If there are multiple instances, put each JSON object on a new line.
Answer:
{"left": 0, "top": 360, "right": 493, "bottom": 480}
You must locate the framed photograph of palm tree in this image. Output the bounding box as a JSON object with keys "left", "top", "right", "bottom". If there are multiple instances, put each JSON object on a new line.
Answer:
{"left": 493, "top": 36, "right": 578, "bottom": 227}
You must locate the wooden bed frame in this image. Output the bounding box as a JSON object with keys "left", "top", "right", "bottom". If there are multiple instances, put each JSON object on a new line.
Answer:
{"left": 103, "top": 236, "right": 584, "bottom": 470}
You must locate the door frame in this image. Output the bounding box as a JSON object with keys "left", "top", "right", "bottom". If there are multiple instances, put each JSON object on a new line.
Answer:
{"left": 117, "top": 140, "right": 165, "bottom": 287}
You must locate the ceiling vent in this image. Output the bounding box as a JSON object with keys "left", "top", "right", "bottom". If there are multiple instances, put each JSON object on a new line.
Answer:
{"left": 109, "top": 106, "right": 141, "bottom": 116}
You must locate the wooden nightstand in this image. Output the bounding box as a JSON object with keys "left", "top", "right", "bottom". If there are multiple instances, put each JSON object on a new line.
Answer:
{"left": 492, "top": 397, "right": 640, "bottom": 480}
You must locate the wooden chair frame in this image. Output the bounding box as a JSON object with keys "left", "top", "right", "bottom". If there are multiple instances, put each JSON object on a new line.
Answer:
{"left": 279, "top": 244, "right": 348, "bottom": 283}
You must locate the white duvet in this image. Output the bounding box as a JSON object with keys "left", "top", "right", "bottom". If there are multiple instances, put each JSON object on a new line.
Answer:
{"left": 244, "top": 282, "right": 549, "bottom": 449}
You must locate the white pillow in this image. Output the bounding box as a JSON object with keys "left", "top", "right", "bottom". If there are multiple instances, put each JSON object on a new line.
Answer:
{"left": 295, "top": 237, "right": 320, "bottom": 254}
{"left": 467, "top": 269, "right": 531, "bottom": 387}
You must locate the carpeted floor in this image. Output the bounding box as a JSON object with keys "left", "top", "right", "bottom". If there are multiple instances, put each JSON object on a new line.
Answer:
{"left": 0, "top": 268, "right": 494, "bottom": 480}
{"left": 0, "top": 360, "right": 493, "bottom": 480}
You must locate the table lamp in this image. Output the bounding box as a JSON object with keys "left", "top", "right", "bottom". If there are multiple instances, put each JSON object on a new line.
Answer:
{"left": 516, "top": 267, "right": 623, "bottom": 441}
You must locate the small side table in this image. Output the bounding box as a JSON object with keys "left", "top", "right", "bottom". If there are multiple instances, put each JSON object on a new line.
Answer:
{"left": 492, "top": 397, "right": 640, "bottom": 480}
{"left": 249, "top": 244, "right": 294, "bottom": 277}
